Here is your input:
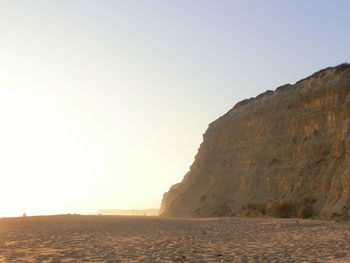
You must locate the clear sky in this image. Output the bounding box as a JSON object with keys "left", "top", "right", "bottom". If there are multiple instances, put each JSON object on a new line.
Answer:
{"left": 0, "top": 0, "right": 349, "bottom": 217}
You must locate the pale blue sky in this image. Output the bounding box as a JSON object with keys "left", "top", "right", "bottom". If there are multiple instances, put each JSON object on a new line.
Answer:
{"left": 0, "top": 1, "right": 349, "bottom": 216}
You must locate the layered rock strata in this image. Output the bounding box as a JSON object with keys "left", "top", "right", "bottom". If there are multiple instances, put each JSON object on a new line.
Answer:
{"left": 160, "top": 64, "right": 350, "bottom": 218}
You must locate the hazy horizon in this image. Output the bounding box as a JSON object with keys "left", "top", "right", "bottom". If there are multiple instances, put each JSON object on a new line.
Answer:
{"left": 1, "top": 0, "right": 350, "bottom": 217}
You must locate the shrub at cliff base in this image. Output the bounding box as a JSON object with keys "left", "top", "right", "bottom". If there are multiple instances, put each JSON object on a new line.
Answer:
{"left": 298, "top": 205, "right": 313, "bottom": 219}
{"left": 267, "top": 200, "right": 296, "bottom": 218}
{"left": 296, "top": 195, "right": 316, "bottom": 219}
{"left": 264, "top": 195, "right": 316, "bottom": 218}
{"left": 213, "top": 203, "right": 234, "bottom": 217}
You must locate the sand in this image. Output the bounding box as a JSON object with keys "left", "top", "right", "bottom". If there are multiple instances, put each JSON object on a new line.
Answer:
{"left": 0, "top": 215, "right": 349, "bottom": 262}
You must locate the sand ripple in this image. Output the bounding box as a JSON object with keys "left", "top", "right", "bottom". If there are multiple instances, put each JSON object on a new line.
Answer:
{"left": 0, "top": 215, "right": 349, "bottom": 262}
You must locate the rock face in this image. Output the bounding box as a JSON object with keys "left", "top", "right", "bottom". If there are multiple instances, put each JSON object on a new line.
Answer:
{"left": 160, "top": 64, "right": 350, "bottom": 218}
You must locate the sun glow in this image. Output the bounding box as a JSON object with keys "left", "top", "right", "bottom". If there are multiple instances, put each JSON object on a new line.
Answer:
{"left": 0, "top": 88, "right": 97, "bottom": 217}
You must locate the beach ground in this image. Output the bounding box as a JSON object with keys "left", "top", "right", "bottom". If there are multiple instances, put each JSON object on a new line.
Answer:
{"left": 0, "top": 215, "right": 349, "bottom": 262}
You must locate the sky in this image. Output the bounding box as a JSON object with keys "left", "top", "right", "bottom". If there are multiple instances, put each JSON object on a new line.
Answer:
{"left": 0, "top": 0, "right": 349, "bottom": 217}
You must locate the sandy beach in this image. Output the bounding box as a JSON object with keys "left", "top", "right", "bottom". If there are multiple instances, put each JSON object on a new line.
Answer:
{"left": 0, "top": 215, "right": 349, "bottom": 262}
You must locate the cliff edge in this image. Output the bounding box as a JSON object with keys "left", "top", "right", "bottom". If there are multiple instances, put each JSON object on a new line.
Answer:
{"left": 160, "top": 64, "right": 350, "bottom": 219}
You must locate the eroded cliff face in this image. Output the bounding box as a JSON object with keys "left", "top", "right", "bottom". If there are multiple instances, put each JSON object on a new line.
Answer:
{"left": 160, "top": 64, "right": 350, "bottom": 218}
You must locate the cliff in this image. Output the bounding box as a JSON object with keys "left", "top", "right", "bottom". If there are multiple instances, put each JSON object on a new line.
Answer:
{"left": 160, "top": 63, "right": 350, "bottom": 219}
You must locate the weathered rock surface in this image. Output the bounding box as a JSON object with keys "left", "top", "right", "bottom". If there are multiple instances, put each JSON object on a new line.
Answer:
{"left": 160, "top": 64, "right": 350, "bottom": 218}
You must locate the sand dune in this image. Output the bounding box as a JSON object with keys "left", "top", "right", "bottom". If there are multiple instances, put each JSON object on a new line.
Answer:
{"left": 0, "top": 215, "right": 349, "bottom": 262}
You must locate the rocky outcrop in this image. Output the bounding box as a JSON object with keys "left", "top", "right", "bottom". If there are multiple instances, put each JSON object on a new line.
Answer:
{"left": 160, "top": 64, "right": 350, "bottom": 219}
